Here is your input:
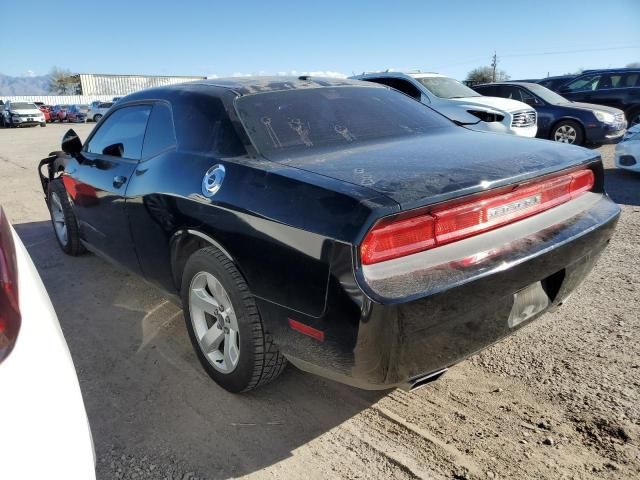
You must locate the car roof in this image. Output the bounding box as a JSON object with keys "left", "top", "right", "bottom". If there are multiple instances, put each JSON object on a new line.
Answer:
{"left": 355, "top": 71, "right": 443, "bottom": 80}
{"left": 181, "top": 76, "right": 374, "bottom": 96}
{"left": 581, "top": 67, "right": 640, "bottom": 74}
{"left": 475, "top": 81, "right": 540, "bottom": 88}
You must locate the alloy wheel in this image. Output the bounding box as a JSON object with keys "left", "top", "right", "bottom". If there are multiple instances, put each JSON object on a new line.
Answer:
{"left": 554, "top": 125, "right": 577, "bottom": 144}
{"left": 189, "top": 271, "right": 240, "bottom": 374}
{"left": 50, "top": 191, "right": 68, "bottom": 246}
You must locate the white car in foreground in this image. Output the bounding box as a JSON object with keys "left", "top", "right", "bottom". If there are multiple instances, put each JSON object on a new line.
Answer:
{"left": 353, "top": 71, "right": 538, "bottom": 137}
{"left": 0, "top": 208, "right": 96, "bottom": 479}
{"left": 615, "top": 124, "right": 640, "bottom": 173}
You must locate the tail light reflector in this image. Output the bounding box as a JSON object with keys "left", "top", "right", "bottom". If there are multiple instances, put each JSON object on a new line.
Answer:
{"left": 361, "top": 168, "right": 595, "bottom": 265}
{"left": 0, "top": 207, "right": 20, "bottom": 363}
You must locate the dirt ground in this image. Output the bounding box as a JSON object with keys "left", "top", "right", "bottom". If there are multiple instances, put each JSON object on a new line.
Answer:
{"left": 0, "top": 123, "right": 638, "bottom": 480}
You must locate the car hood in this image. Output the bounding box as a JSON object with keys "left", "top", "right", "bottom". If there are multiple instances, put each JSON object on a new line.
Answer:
{"left": 11, "top": 108, "right": 42, "bottom": 115}
{"left": 556, "top": 101, "right": 624, "bottom": 115}
{"left": 447, "top": 96, "right": 532, "bottom": 113}
{"left": 276, "top": 130, "right": 598, "bottom": 208}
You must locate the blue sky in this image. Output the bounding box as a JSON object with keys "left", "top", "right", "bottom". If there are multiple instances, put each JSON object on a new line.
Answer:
{"left": 3, "top": 0, "right": 640, "bottom": 80}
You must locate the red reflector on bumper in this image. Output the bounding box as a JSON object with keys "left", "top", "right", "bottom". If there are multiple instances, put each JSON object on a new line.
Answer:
{"left": 288, "top": 318, "right": 325, "bottom": 342}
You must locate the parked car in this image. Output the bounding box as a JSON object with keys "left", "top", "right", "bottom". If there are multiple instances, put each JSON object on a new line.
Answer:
{"left": 353, "top": 71, "right": 538, "bottom": 137}
{"left": 0, "top": 207, "right": 96, "bottom": 478}
{"left": 87, "top": 101, "right": 113, "bottom": 122}
{"left": 66, "top": 105, "right": 87, "bottom": 123}
{"left": 39, "top": 77, "right": 619, "bottom": 393}
{"left": 537, "top": 75, "right": 578, "bottom": 92}
{"left": 1, "top": 101, "right": 46, "bottom": 127}
{"left": 473, "top": 82, "right": 627, "bottom": 146}
{"left": 615, "top": 124, "right": 640, "bottom": 173}
{"left": 38, "top": 105, "right": 51, "bottom": 122}
{"left": 557, "top": 68, "right": 640, "bottom": 126}
{"left": 50, "top": 105, "right": 70, "bottom": 122}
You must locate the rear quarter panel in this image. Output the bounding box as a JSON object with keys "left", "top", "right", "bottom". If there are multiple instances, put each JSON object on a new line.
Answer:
{"left": 125, "top": 151, "right": 396, "bottom": 317}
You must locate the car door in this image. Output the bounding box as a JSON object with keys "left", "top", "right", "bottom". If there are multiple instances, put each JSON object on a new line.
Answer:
{"left": 67, "top": 103, "right": 151, "bottom": 270}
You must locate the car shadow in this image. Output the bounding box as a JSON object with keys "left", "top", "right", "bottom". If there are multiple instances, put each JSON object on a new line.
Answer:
{"left": 604, "top": 167, "right": 640, "bottom": 207}
{"left": 13, "top": 221, "right": 388, "bottom": 479}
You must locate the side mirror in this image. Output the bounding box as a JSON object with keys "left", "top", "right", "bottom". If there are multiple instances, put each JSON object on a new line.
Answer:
{"left": 524, "top": 98, "right": 538, "bottom": 106}
{"left": 102, "top": 143, "right": 124, "bottom": 157}
{"left": 61, "top": 129, "right": 82, "bottom": 156}
{"left": 559, "top": 87, "right": 570, "bottom": 94}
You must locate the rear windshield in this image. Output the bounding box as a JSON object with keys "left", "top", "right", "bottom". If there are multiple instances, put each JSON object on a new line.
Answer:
{"left": 10, "top": 102, "right": 37, "bottom": 110}
{"left": 235, "top": 86, "right": 451, "bottom": 158}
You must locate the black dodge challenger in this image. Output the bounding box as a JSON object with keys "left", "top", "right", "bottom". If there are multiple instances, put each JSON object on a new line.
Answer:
{"left": 38, "top": 77, "right": 620, "bottom": 393}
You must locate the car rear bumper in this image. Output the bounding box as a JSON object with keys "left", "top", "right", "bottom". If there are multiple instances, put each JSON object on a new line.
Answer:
{"left": 271, "top": 193, "right": 619, "bottom": 390}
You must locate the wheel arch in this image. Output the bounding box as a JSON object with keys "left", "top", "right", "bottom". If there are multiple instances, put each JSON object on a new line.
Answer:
{"left": 169, "top": 229, "right": 239, "bottom": 292}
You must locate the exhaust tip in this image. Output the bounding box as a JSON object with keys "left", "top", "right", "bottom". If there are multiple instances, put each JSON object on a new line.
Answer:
{"left": 408, "top": 368, "right": 447, "bottom": 391}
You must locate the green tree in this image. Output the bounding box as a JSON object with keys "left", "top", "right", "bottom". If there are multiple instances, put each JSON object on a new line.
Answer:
{"left": 466, "top": 66, "right": 510, "bottom": 84}
{"left": 48, "top": 67, "right": 79, "bottom": 94}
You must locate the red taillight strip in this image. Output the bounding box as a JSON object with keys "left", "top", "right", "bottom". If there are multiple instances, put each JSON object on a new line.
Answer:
{"left": 361, "top": 168, "right": 595, "bottom": 265}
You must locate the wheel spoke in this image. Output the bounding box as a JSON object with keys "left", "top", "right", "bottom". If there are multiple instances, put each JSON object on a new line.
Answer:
{"left": 207, "top": 275, "right": 226, "bottom": 305}
{"left": 224, "top": 329, "right": 240, "bottom": 367}
{"left": 200, "top": 324, "right": 225, "bottom": 353}
{"left": 191, "top": 287, "right": 218, "bottom": 314}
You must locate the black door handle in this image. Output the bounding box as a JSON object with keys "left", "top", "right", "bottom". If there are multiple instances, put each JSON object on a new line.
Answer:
{"left": 113, "top": 175, "right": 127, "bottom": 188}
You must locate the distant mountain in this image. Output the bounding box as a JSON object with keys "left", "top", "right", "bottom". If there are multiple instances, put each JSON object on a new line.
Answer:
{"left": 0, "top": 73, "right": 51, "bottom": 95}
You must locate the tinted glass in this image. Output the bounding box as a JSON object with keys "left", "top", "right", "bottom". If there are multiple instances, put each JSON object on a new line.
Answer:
{"left": 173, "top": 92, "right": 245, "bottom": 157}
{"left": 367, "top": 78, "right": 421, "bottom": 100}
{"left": 565, "top": 75, "right": 601, "bottom": 92}
{"left": 474, "top": 85, "right": 498, "bottom": 96}
{"left": 415, "top": 77, "right": 480, "bottom": 98}
{"left": 499, "top": 86, "right": 522, "bottom": 101}
{"left": 236, "top": 86, "right": 452, "bottom": 158}
{"left": 10, "top": 102, "right": 37, "bottom": 110}
{"left": 142, "top": 104, "right": 176, "bottom": 159}
{"left": 623, "top": 73, "right": 640, "bottom": 87}
{"left": 86, "top": 105, "right": 151, "bottom": 160}
{"left": 525, "top": 84, "right": 568, "bottom": 104}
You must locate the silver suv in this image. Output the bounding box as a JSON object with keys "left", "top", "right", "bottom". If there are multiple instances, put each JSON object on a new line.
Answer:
{"left": 353, "top": 71, "right": 538, "bottom": 137}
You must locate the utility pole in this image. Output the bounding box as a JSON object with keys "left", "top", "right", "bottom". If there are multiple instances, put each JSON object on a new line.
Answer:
{"left": 491, "top": 51, "right": 498, "bottom": 82}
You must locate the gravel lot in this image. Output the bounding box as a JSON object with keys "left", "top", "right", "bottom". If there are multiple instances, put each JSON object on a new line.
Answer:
{"left": 0, "top": 123, "right": 638, "bottom": 480}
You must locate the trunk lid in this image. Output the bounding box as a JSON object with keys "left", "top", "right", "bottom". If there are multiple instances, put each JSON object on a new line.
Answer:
{"left": 276, "top": 131, "right": 599, "bottom": 209}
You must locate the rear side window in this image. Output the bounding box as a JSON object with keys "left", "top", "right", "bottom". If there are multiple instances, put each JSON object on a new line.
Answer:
{"left": 85, "top": 105, "right": 151, "bottom": 160}
{"left": 142, "top": 103, "right": 176, "bottom": 159}
{"left": 172, "top": 93, "right": 245, "bottom": 157}
{"left": 475, "top": 85, "right": 499, "bottom": 96}
{"left": 366, "top": 78, "right": 422, "bottom": 100}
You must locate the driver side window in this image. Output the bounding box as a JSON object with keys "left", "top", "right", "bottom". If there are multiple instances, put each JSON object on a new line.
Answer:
{"left": 565, "top": 75, "right": 601, "bottom": 92}
{"left": 85, "top": 105, "right": 151, "bottom": 160}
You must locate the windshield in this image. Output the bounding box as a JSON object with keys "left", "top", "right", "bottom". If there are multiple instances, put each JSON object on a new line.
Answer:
{"left": 235, "top": 86, "right": 452, "bottom": 158}
{"left": 415, "top": 76, "right": 480, "bottom": 99}
{"left": 11, "top": 102, "right": 37, "bottom": 110}
{"left": 525, "top": 84, "right": 569, "bottom": 104}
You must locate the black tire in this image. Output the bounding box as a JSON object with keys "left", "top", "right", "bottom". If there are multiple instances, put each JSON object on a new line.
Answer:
{"left": 94, "top": 114, "right": 102, "bottom": 122}
{"left": 47, "top": 178, "right": 85, "bottom": 256}
{"left": 627, "top": 108, "right": 640, "bottom": 128}
{"left": 181, "top": 246, "right": 287, "bottom": 392}
{"left": 40, "top": 122, "right": 46, "bottom": 127}
{"left": 550, "top": 120, "right": 584, "bottom": 145}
